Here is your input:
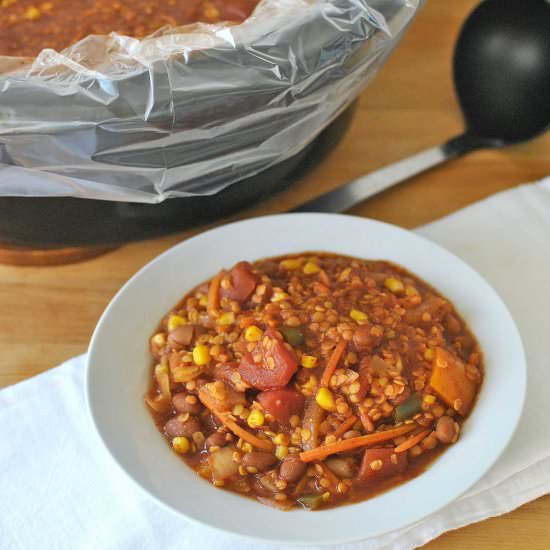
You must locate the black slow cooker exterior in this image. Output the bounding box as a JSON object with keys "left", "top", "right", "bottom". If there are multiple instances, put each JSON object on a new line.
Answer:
{"left": 0, "top": 103, "right": 355, "bottom": 247}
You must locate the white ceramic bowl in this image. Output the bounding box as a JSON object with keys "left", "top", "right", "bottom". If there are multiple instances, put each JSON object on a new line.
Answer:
{"left": 86, "top": 214, "right": 526, "bottom": 546}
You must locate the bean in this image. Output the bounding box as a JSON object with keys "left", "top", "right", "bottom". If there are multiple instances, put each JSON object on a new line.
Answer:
{"left": 435, "top": 415, "right": 459, "bottom": 444}
{"left": 205, "top": 431, "right": 228, "bottom": 449}
{"left": 279, "top": 453, "right": 307, "bottom": 483}
{"left": 203, "top": 412, "right": 223, "bottom": 432}
{"left": 242, "top": 451, "right": 278, "bottom": 472}
{"left": 352, "top": 325, "right": 374, "bottom": 353}
{"left": 164, "top": 415, "right": 202, "bottom": 438}
{"left": 444, "top": 313, "right": 462, "bottom": 336}
{"left": 172, "top": 392, "right": 203, "bottom": 414}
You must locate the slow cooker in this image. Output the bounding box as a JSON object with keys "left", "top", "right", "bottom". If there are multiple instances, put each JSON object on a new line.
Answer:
{"left": 0, "top": 0, "right": 421, "bottom": 247}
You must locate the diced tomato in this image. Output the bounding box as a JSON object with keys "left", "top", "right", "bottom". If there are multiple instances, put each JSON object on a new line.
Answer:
{"left": 238, "top": 328, "right": 299, "bottom": 390}
{"left": 220, "top": 261, "right": 258, "bottom": 303}
{"left": 257, "top": 388, "right": 305, "bottom": 425}
{"left": 358, "top": 447, "right": 408, "bottom": 481}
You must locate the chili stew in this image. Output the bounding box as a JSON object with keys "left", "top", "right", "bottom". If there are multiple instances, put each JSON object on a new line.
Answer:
{"left": 0, "top": 0, "right": 260, "bottom": 57}
{"left": 146, "top": 253, "right": 483, "bottom": 511}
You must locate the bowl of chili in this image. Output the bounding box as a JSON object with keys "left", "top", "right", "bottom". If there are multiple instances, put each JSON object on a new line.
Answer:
{"left": 87, "top": 213, "right": 525, "bottom": 545}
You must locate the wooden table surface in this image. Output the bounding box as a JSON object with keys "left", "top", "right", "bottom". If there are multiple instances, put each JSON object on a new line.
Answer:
{"left": 2, "top": 0, "right": 549, "bottom": 546}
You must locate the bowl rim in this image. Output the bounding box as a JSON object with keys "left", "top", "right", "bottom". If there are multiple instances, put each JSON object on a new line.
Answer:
{"left": 86, "top": 213, "right": 526, "bottom": 546}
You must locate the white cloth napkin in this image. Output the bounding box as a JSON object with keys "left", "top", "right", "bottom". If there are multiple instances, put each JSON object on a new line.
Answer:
{"left": 2, "top": 177, "right": 550, "bottom": 550}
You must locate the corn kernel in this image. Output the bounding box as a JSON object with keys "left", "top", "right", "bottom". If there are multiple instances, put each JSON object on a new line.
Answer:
{"left": 241, "top": 442, "right": 253, "bottom": 453}
{"left": 301, "top": 355, "right": 318, "bottom": 369}
{"left": 271, "top": 290, "right": 289, "bottom": 302}
{"left": 280, "top": 258, "right": 302, "bottom": 270}
{"left": 245, "top": 325, "right": 263, "bottom": 342}
{"left": 247, "top": 409, "right": 264, "bottom": 428}
{"left": 274, "top": 433, "right": 290, "bottom": 446}
{"left": 424, "top": 348, "right": 435, "bottom": 360}
{"left": 384, "top": 277, "right": 405, "bottom": 294}
{"left": 322, "top": 491, "right": 331, "bottom": 502}
{"left": 151, "top": 333, "right": 166, "bottom": 347}
{"left": 423, "top": 394, "right": 436, "bottom": 404}
{"left": 350, "top": 309, "right": 368, "bottom": 323}
{"left": 168, "top": 315, "right": 186, "bottom": 331}
{"left": 315, "top": 387, "right": 336, "bottom": 411}
{"left": 24, "top": 6, "right": 41, "bottom": 19}
{"left": 192, "top": 344, "right": 210, "bottom": 366}
{"left": 275, "top": 445, "right": 289, "bottom": 460}
{"left": 218, "top": 312, "right": 235, "bottom": 326}
{"left": 172, "top": 436, "right": 190, "bottom": 454}
{"left": 303, "top": 261, "right": 320, "bottom": 275}
{"left": 406, "top": 285, "right": 420, "bottom": 296}
{"left": 198, "top": 295, "right": 208, "bottom": 307}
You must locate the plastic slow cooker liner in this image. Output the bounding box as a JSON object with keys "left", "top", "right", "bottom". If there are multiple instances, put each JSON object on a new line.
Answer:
{"left": 0, "top": 0, "right": 421, "bottom": 204}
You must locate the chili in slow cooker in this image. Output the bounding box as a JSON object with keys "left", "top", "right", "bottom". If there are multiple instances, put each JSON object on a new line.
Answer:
{"left": 0, "top": 0, "right": 260, "bottom": 57}
{"left": 146, "top": 253, "right": 483, "bottom": 510}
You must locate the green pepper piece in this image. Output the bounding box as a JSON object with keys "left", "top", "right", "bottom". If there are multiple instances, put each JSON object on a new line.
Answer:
{"left": 297, "top": 493, "right": 325, "bottom": 510}
{"left": 279, "top": 325, "right": 304, "bottom": 347}
{"left": 393, "top": 393, "right": 422, "bottom": 423}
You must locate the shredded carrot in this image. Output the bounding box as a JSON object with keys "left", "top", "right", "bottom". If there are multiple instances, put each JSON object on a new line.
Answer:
{"left": 331, "top": 415, "right": 357, "bottom": 438}
{"left": 394, "top": 429, "right": 431, "bottom": 453}
{"left": 357, "top": 406, "right": 375, "bottom": 433}
{"left": 207, "top": 272, "right": 222, "bottom": 318}
{"left": 319, "top": 269, "right": 331, "bottom": 287}
{"left": 214, "top": 411, "right": 274, "bottom": 451}
{"left": 320, "top": 339, "right": 348, "bottom": 387}
{"left": 198, "top": 386, "right": 274, "bottom": 450}
{"left": 299, "top": 424, "right": 416, "bottom": 462}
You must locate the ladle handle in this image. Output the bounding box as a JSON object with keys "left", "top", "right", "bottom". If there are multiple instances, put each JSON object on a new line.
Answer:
{"left": 292, "top": 134, "right": 475, "bottom": 213}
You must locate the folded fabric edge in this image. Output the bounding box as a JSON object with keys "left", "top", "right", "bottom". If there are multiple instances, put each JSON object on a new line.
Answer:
{"left": 373, "top": 455, "right": 550, "bottom": 550}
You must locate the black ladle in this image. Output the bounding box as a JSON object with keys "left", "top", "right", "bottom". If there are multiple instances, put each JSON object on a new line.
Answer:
{"left": 294, "top": 0, "right": 550, "bottom": 213}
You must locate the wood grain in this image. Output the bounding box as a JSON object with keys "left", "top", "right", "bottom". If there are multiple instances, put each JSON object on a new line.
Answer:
{"left": 1, "top": 0, "right": 549, "bottom": 546}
